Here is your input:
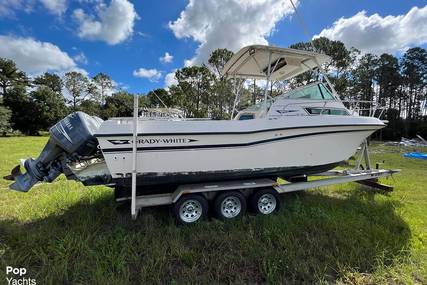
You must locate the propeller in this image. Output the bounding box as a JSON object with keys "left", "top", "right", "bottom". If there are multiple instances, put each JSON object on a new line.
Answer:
{"left": 3, "top": 165, "right": 22, "bottom": 181}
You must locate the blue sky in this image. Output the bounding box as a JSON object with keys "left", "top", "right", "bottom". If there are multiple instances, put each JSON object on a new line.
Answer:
{"left": 0, "top": 0, "right": 426, "bottom": 94}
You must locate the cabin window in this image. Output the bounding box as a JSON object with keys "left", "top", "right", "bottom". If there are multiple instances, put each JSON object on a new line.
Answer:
{"left": 305, "top": 108, "right": 349, "bottom": 116}
{"left": 238, "top": 114, "right": 255, "bottom": 120}
{"left": 329, "top": 109, "right": 349, "bottom": 115}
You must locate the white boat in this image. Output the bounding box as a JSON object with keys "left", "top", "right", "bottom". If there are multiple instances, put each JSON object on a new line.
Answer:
{"left": 7, "top": 45, "right": 385, "bottom": 193}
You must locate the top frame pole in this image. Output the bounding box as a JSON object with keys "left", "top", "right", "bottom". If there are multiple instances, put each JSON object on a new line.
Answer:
{"left": 263, "top": 51, "right": 272, "bottom": 114}
{"left": 230, "top": 75, "right": 238, "bottom": 120}
{"left": 131, "top": 94, "right": 139, "bottom": 219}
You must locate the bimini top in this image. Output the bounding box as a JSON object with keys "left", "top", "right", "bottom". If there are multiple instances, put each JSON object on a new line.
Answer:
{"left": 221, "top": 45, "right": 331, "bottom": 81}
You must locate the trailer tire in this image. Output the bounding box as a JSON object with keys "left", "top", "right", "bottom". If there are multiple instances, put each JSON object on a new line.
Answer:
{"left": 173, "top": 194, "right": 208, "bottom": 225}
{"left": 250, "top": 188, "right": 280, "bottom": 215}
{"left": 214, "top": 191, "right": 246, "bottom": 220}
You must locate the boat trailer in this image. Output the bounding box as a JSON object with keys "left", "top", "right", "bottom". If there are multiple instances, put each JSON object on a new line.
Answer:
{"left": 120, "top": 166, "right": 399, "bottom": 222}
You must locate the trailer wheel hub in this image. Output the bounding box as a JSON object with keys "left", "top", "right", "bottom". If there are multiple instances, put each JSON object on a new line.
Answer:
{"left": 179, "top": 199, "right": 202, "bottom": 223}
{"left": 221, "top": 196, "right": 241, "bottom": 218}
{"left": 258, "top": 194, "right": 276, "bottom": 214}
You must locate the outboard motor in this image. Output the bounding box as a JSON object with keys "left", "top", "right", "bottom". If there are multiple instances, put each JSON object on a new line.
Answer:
{"left": 7, "top": 112, "right": 104, "bottom": 192}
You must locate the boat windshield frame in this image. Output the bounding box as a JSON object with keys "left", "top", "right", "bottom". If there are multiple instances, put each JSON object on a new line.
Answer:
{"left": 280, "top": 82, "right": 335, "bottom": 100}
{"left": 223, "top": 45, "right": 340, "bottom": 119}
{"left": 238, "top": 81, "right": 336, "bottom": 114}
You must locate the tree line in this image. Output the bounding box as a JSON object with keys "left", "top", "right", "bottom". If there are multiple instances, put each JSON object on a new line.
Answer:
{"left": 0, "top": 37, "right": 426, "bottom": 139}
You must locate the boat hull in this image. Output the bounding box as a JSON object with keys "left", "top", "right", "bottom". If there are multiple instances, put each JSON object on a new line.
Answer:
{"left": 95, "top": 116, "right": 384, "bottom": 188}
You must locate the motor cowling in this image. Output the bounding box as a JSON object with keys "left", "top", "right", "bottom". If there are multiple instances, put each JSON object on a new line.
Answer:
{"left": 8, "top": 112, "right": 103, "bottom": 192}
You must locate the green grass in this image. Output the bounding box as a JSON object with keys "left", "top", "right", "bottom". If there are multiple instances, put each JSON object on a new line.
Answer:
{"left": 0, "top": 137, "right": 426, "bottom": 284}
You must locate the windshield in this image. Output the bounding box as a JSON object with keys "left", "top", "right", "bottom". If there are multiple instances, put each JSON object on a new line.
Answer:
{"left": 285, "top": 83, "right": 335, "bottom": 100}
{"left": 237, "top": 83, "right": 335, "bottom": 116}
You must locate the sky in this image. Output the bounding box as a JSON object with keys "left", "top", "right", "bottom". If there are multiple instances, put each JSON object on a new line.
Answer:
{"left": 0, "top": 0, "right": 426, "bottom": 94}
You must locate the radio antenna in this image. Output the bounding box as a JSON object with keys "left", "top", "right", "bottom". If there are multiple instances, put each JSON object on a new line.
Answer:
{"left": 288, "top": 0, "right": 340, "bottom": 99}
{"left": 151, "top": 89, "right": 168, "bottom": 108}
{"left": 289, "top": 0, "right": 316, "bottom": 52}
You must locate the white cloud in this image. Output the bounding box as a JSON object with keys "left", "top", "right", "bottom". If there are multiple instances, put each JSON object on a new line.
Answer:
{"left": 159, "top": 52, "right": 173, "bottom": 63}
{"left": 39, "top": 0, "right": 67, "bottom": 15}
{"left": 65, "top": 67, "right": 89, "bottom": 77}
{"left": 73, "top": 52, "right": 88, "bottom": 64}
{"left": 137, "top": 31, "right": 150, "bottom": 38}
{"left": 133, "top": 68, "right": 162, "bottom": 82}
{"left": 0, "top": 0, "right": 32, "bottom": 17}
{"left": 0, "top": 35, "right": 79, "bottom": 75}
{"left": 0, "top": 1, "right": 19, "bottom": 16}
{"left": 164, "top": 69, "right": 178, "bottom": 87}
{"left": 169, "top": 0, "right": 297, "bottom": 65}
{"left": 73, "top": 0, "right": 138, "bottom": 45}
{"left": 316, "top": 5, "right": 427, "bottom": 54}
{"left": 115, "top": 81, "right": 129, "bottom": 90}
{"left": 0, "top": 0, "right": 66, "bottom": 17}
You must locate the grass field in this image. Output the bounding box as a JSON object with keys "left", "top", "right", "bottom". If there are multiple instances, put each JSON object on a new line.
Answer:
{"left": 0, "top": 136, "right": 426, "bottom": 284}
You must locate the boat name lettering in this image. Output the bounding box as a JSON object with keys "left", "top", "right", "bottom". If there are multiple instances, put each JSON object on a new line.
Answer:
{"left": 108, "top": 138, "right": 198, "bottom": 145}
{"left": 139, "top": 138, "right": 188, "bottom": 144}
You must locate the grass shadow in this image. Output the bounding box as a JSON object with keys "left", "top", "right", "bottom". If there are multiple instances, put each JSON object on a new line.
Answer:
{"left": 0, "top": 188, "right": 411, "bottom": 284}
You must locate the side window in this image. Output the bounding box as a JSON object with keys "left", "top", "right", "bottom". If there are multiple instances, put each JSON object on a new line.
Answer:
{"left": 305, "top": 108, "right": 329, "bottom": 115}
{"left": 329, "top": 109, "right": 349, "bottom": 115}
{"left": 305, "top": 108, "right": 349, "bottom": 116}
{"left": 238, "top": 114, "right": 255, "bottom": 120}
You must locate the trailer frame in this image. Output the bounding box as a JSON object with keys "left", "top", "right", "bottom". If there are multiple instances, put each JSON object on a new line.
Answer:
{"left": 122, "top": 167, "right": 399, "bottom": 211}
{"left": 122, "top": 137, "right": 399, "bottom": 221}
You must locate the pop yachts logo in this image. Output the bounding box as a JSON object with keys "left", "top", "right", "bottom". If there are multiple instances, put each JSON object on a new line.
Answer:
{"left": 5, "top": 266, "right": 36, "bottom": 285}
{"left": 108, "top": 138, "right": 198, "bottom": 145}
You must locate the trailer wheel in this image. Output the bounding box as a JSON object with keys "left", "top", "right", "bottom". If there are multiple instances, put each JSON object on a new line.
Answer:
{"left": 250, "top": 188, "right": 280, "bottom": 215}
{"left": 214, "top": 191, "right": 246, "bottom": 220}
{"left": 173, "top": 194, "right": 208, "bottom": 225}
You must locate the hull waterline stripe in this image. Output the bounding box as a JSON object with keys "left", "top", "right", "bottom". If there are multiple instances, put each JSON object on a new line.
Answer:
{"left": 94, "top": 123, "right": 384, "bottom": 137}
{"left": 100, "top": 129, "right": 375, "bottom": 153}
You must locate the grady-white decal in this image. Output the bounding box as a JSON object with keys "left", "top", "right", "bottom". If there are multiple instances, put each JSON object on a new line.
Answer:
{"left": 108, "top": 138, "right": 198, "bottom": 145}
{"left": 138, "top": 138, "right": 199, "bottom": 144}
